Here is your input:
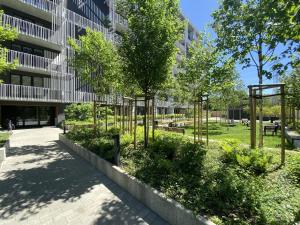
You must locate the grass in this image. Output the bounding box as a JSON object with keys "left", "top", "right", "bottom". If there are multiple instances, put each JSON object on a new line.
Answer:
{"left": 0, "top": 132, "right": 9, "bottom": 147}
{"left": 184, "top": 121, "right": 290, "bottom": 149}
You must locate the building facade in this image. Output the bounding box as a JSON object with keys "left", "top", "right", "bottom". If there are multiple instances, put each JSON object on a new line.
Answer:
{"left": 0, "top": 0, "right": 199, "bottom": 128}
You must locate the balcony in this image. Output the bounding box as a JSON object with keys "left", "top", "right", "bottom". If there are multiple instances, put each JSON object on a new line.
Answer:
{"left": 0, "top": 84, "right": 96, "bottom": 103}
{"left": 0, "top": 0, "right": 57, "bottom": 22}
{"left": 176, "top": 41, "right": 186, "bottom": 54}
{"left": 2, "top": 14, "right": 61, "bottom": 50}
{"left": 114, "top": 12, "right": 128, "bottom": 32}
{"left": 7, "top": 49, "right": 61, "bottom": 75}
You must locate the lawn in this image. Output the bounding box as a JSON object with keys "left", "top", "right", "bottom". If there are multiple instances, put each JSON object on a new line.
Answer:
{"left": 0, "top": 132, "right": 9, "bottom": 147}
{"left": 184, "top": 121, "right": 288, "bottom": 149}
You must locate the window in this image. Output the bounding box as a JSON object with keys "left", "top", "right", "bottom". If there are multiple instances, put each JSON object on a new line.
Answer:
{"left": 34, "top": 49, "right": 44, "bottom": 57}
{"left": 33, "top": 77, "right": 43, "bottom": 87}
{"left": 11, "top": 75, "right": 21, "bottom": 85}
{"left": 23, "top": 47, "right": 32, "bottom": 54}
{"left": 23, "top": 76, "right": 32, "bottom": 86}
{"left": 11, "top": 44, "right": 21, "bottom": 52}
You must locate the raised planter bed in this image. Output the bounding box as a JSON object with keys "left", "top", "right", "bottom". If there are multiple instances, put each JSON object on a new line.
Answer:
{"left": 59, "top": 134, "right": 215, "bottom": 225}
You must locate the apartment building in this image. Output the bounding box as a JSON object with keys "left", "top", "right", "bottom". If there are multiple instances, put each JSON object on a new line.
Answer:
{"left": 0, "top": 0, "right": 199, "bottom": 128}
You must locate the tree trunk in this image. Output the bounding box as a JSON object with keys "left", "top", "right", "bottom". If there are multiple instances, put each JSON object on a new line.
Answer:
{"left": 144, "top": 97, "right": 148, "bottom": 148}
{"left": 258, "top": 60, "right": 264, "bottom": 148}
{"left": 194, "top": 102, "right": 196, "bottom": 144}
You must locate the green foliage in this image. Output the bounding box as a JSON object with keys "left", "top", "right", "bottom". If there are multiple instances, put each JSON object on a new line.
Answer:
{"left": 265, "top": 0, "right": 300, "bottom": 64}
{"left": 221, "top": 139, "right": 272, "bottom": 174}
{"left": 66, "top": 126, "right": 300, "bottom": 225}
{"left": 212, "top": 0, "right": 286, "bottom": 79}
{"left": 0, "top": 132, "right": 9, "bottom": 147}
{"left": 178, "top": 35, "right": 236, "bottom": 103}
{"left": 283, "top": 68, "right": 300, "bottom": 110}
{"left": 287, "top": 154, "right": 300, "bottom": 183}
{"left": 118, "top": 0, "right": 183, "bottom": 96}
{"left": 65, "top": 103, "right": 113, "bottom": 121}
{"left": 65, "top": 103, "right": 93, "bottom": 121}
{"left": 68, "top": 28, "right": 121, "bottom": 97}
{"left": 0, "top": 10, "right": 18, "bottom": 82}
{"left": 66, "top": 126, "right": 119, "bottom": 163}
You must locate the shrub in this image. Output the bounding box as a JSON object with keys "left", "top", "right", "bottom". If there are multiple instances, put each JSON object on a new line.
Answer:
{"left": 287, "top": 154, "right": 300, "bottom": 183}
{"left": 221, "top": 139, "right": 272, "bottom": 174}
{"left": 175, "top": 143, "right": 206, "bottom": 177}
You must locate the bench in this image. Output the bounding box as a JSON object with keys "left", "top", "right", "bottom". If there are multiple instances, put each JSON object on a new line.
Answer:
{"left": 242, "top": 119, "right": 250, "bottom": 127}
{"left": 264, "top": 125, "right": 278, "bottom": 136}
{"left": 157, "top": 126, "right": 185, "bottom": 134}
{"left": 168, "top": 122, "right": 185, "bottom": 128}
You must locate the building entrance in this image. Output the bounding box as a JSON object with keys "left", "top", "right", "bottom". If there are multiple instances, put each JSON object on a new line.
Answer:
{"left": 1, "top": 105, "right": 55, "bottom": 129}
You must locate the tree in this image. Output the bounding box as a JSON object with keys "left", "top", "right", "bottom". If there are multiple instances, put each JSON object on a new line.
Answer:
{"left": 177, "top": 35, "right": 236, "bottom": 142}
{"left": 69, "top": 28, "right": 121, "bottom": 97}
{"left": 118, "top": 0, "right": 183, "bottom": 147}
{"left": 266, "top": 0, "right": 300, "bottom": 65}
{"left": 212, "top": 0, "right": 285, "bottom": 148}
{"left": 178, "top": 36, "right": 236, "bottom": 107}
{"left": 0, "top": 10, "right": 18, "bottom": 83}
{"left": 282, "top": 67, "right": 300, "bottom": 127}
{"left": 69, "top": 28, "right": 121, "bottom": 128}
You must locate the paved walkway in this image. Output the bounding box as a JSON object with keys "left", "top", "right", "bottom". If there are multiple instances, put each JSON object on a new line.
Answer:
{"left": 0, "top": 128, "right": 169, "bottom": 225}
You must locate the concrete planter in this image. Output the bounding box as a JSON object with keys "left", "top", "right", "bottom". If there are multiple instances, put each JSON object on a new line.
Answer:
{"left": 59, "top": 134, "right": 215, "bottom": 225}
{"left": 285, "top": 128, "right": 300, "bottom": 149}
{"left": 0, "top": 139, "right": 10, "bottom": 169}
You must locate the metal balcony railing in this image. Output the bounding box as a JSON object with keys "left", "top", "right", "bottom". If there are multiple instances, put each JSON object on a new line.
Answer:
{"left": 176, "top": 41, "right": 186, "bottom": 53}
{"left": 17, "top": 0, "right": 58, "bottom": 13}
{"left": 0, "top": 84, "right": 96, "bottom": 103}
{"left": 7, "top": 49, "right": 61, "bottom": 73}
{"left": 2, "top": 14, "right": 60, "bottom": 44}
{"left": 114, "top": 12, "right": 128, "bottom": 28}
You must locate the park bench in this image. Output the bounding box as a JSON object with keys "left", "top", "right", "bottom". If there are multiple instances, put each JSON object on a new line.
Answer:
{"left": 157, "top": 126, "right": 185, "bottom": 134}
{"left": 241, "top": 119, "right": 249, "bottom": 125}
{"left": 241, "top": 119, "right": 250, "bottom": 127}
{"left": 168, "top": 122, "right": 185, "bottom": 128}
{"left": 264, "top": 125, "right": 278, "bottom": 136}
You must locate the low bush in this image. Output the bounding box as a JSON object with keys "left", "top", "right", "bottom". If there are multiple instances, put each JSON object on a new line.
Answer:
{"left": 287, "top": 154, "right": 300, "bottom": 183}
{"left": 65, "top": 126, "right": 300, "bottom": 225}
{"left": 0, "top": 132, "right": 9, "bottom": 147}
{"left": 221, "top": 139, "right": 272, "bottom": 174}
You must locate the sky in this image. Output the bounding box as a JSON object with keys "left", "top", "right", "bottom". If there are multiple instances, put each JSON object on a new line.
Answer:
{"left": 179, "top": 0, "right": 280, "bottom": 88}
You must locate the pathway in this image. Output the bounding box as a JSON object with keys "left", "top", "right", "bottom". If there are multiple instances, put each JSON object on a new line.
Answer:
{"left": 0, "top": 127, "right": 169, "bottom": 225}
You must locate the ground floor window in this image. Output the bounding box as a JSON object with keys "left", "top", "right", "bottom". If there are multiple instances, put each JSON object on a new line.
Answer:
{"left": 1, "top": 105, "right": 55, "bottom": 129}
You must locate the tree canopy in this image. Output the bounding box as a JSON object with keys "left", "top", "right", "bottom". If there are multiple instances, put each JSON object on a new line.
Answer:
{"left": 118, "top": 0, "right": 184, "bottom": 97}
{"left": 177, "top": 35, "right": 236, "bottom": 102}
{"left": 68, "top": 28, "right": 121, "bottom": 97}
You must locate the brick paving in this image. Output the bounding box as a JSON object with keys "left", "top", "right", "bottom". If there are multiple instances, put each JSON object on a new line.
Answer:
{"left": 0, "top": 128, "right": 169, "bottom": 225}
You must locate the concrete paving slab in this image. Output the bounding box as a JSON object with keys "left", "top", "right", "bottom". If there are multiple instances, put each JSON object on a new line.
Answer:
{"left": 0, "top": 128, "right": 169, "bottom": 225}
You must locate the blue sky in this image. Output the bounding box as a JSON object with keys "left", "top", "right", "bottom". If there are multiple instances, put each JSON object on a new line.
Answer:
{"left": 180, "top": 0, "right": 279, "bottom": 87}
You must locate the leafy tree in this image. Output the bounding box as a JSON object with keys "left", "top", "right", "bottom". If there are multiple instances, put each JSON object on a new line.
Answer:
{"left": 0, "top": 10, "right": 18, "bottom": 83}
{"left": 178, "top": 35, "right": 236, "bottom": 109}
{"left": 282, "top": 67, "right": 300, "bottom": 127}
{"left": 212, "top": 0, "right": 286, "bottom": 148}
{"left": 68, "top": 28, "right": 121, "bottom": 98}
{"left": 118, "top": 0, "right": 183, "bottom": 147}
{"left": 265, "top": 0, "right": 300, "bottom": 65}
{"left": 177, "top": 35, "right": 236, "bottom": 142}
